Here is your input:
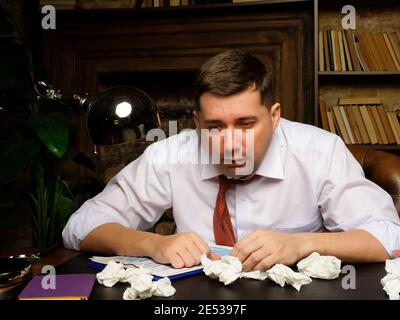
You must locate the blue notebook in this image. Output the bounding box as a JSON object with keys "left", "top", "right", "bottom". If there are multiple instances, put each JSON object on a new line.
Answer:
{"left": 88, "top": 245, "right": 232, "bottom": 281}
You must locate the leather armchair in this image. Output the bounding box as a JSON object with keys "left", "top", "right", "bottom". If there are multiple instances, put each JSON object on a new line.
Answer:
{"left": 347, "top": 145, "right": 400, "bottom": 216}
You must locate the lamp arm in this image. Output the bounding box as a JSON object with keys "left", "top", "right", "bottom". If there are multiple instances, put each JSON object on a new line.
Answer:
{"left": 34, "top": 81, "right": 91, "bottom": 113}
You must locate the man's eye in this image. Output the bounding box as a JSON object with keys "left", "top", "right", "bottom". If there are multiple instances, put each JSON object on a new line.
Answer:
{"left": 241, "top": 122, "right": 254, "bottom": 128}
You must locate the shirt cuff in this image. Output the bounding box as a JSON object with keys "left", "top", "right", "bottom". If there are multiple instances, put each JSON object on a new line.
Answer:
{"left": 356, "top": 220, "right": 400, "bottom": 259}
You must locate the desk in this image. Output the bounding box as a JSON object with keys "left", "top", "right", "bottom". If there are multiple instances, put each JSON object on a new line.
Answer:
{"left": 0, "top": 248, "right": 390, "bottom": 300}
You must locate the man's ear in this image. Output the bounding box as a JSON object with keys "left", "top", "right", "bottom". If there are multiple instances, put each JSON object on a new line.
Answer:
{"left": 270, "top": 102, "right": 281, "bottom": 130}
{"left": 193, "top": 110, "right": 201, "bottom": 129}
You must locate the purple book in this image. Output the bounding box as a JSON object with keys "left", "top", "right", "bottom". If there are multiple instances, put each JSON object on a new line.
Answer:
{"left": 19, "top": 274, "right": 96, "bottom": 300}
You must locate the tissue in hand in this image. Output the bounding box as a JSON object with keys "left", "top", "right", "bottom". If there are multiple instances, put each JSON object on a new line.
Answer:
{"left": 201, "top": 254, "right": 242, "bottom": 285}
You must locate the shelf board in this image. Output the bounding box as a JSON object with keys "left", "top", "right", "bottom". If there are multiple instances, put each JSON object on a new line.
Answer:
{"left": 346, "top": 144, "right": 400, "bottom": 151}
{"left": 56, "top": 0, "right": 312, "bottom": 15}
{"left": 319, "top": 71, "right": 400, "bottom": 76}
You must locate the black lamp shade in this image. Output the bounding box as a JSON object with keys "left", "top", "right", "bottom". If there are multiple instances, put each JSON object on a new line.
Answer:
{"left": 86, "top": 86, "right": 158, "bottom": 145}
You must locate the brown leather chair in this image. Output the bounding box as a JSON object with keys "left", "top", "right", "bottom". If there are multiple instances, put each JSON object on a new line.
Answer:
{"left": 347, "top": 145, "right": 400, "bottom": 217}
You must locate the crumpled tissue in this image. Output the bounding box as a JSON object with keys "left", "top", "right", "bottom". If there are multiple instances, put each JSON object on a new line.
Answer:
{"left": 123, "top": 276, "right": 176, "bottom": 300}
{"left": 201, "top": 252, "right": 343, "bottom": 291}
{"left": 120, "top": 266, "right": 152, "bottom": 283}
{"left": 266, "top": 264, "right": 312, "bottom": 291}
{"left": 123, "top": 272, "right": 154, "bottom": 300}
{"left": 297, "top": 252, "right": 342, "bottom": 280}
{"left": 240, "top": 270, "right": 269, "bottom": 281}
{"left": 201, "top": 254, "right": 242, "bottom": 285}
{"left": 201, "top": 254, "right": 310, "bottom": 290}
{"left": 96, "top": 260, "right": 126, "bottom": 287}
{"left": 96, "top": 261, "right": 176, "bottom": 300}
{"left": 381, "top": 258, "right": 400, "bottom": 300}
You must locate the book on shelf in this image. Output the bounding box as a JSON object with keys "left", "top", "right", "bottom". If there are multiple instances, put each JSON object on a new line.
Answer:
{"left": 340, "top": 105, "right": 355, "bottom": 144}
{"left": 319, "top": 30, "right": 400, "bottom": 72}
{"left": 344, "top": 30, "right": 361, "bottom": 71}
{"left": 40, "top": 0, "right": 77, "bottom": 9}
{"left": 332, "top": 105, "right": 350, "bottom": 144}
{"left": 319, "top": 97, "right": 399, "bottom": 146}
{"left": 388, "top": 111, "right": 400, "bottom": 144}
{"left": 326, "top": 107, "right": 337, "bottom": 135}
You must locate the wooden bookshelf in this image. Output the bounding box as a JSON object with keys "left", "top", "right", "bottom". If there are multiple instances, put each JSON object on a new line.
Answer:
{"left": 315, "top": 0, "right": 400, "bottom": 153}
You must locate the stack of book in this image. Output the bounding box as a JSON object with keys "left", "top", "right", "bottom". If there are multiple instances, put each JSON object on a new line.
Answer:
{"left": 79, "top": 0, "right": 190, "bottom": 8}
{"left": 40, "top": 0, "right": 77, "bottom": 9}
{"left": 319, "top": 30, "right": 400, "bottom": 71}
{"left": 319, "top": 98, "right": 400, "bottom": 145}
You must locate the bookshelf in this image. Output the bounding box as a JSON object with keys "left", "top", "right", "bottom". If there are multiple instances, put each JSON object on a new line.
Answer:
{"left": 314, "top": 0, "right": 400, "bottom": 152}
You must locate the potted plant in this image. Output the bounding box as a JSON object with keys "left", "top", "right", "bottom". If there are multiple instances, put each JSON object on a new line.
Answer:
{"left": 0, "top": 7, "right": 97, "bottom": 250}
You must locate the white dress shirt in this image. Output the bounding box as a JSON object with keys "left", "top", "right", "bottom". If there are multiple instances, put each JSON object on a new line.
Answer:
{"left": 62, "top": 118, "right": 400, "bottom": 258}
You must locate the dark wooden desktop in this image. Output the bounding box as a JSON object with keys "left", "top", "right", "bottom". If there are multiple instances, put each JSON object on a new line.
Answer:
{"left": 0, "top": 248, "right": 390, "bottom": 300}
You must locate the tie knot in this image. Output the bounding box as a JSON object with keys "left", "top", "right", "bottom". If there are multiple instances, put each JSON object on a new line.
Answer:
{"left": 218, "top": 174, "right": 258, "bottom": 193}
{"left": 218, "top": 175, "right": 236, "bottom": 194}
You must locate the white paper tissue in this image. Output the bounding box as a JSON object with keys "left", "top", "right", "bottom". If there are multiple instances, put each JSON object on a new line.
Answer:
{"left": 96, "top": 261, "right": 126, "bottom": 287}
{"left": 381, "top": 258, "right": 400, "bottom": 300}
{"left": 123, "top": 276, "right": 176, "bottom": 300}
{"left": 297, "top": 252, "right": 342, "bottom": 280}
{"left": 201, "top": 252, "right": 344, "bottom": 290}
{"left": 152, "top": 277, "right": 176, "bottom": 297}
{"left": 96, "top": 261, "right": 176, "bottom": 300}
{"left": 266, "top": 264, "right": 312, "bottom": 291}
{"left": 240, "top": 270, "right": 269, "bottom": 281}
{"left": 201, "top": 254, "right": 242, "bottom": 285}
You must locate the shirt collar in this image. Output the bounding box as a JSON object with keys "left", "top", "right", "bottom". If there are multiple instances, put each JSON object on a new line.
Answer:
{"left": 201, "top": 120, "right": 286, "bottom": 181}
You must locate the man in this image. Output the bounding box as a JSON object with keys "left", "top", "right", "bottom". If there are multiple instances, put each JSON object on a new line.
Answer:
{"left": 63, "top": 50, "right": 400, "bottom": 272}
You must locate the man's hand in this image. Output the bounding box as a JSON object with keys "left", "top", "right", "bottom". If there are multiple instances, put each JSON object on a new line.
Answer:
{"left": 230, "top": 229, "right": 311, "bottom": 272}
{"left": 149, "top": 232, "right": 219, "bottom": 269}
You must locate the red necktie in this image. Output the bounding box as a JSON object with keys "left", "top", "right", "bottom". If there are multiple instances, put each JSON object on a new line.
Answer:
{"left": 213, "top": 175, "right": 238, "bottom": 247}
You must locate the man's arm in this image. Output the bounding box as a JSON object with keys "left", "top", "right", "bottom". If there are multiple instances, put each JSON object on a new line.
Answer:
{"left": 230, "top": 229, "right": 389, "bottom": 272}
{"left": 79, "top": 222, "right": 215, "bottom": 268}
{"left": 299, "top": 229, "right": 389, "bottom": 262}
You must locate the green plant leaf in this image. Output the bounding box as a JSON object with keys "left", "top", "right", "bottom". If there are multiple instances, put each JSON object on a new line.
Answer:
{"left": 27, "top": 112, "right": 70, "bottom": 159}
{"left": 0, "top": 132, "right": 41, "bottom": 178}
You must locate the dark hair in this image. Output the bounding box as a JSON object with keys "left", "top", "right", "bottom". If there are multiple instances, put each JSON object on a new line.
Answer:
{"left": 194, "top": 50, "right": 274, "bottom": 111}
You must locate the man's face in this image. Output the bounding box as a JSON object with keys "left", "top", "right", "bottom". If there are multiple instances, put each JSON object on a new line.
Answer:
{"left": 193, "top": 84, "right": 280, "bottom": 177}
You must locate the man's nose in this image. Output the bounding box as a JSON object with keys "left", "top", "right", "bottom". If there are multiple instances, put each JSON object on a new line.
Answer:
{"left": 223, "top": 128, "right": 243, "bottom": 158}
